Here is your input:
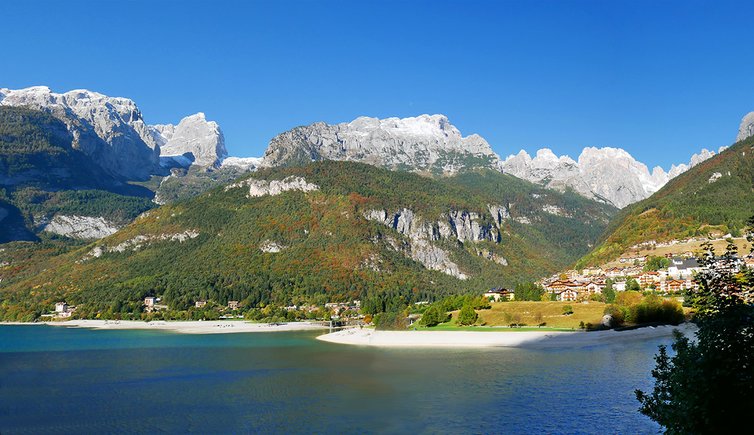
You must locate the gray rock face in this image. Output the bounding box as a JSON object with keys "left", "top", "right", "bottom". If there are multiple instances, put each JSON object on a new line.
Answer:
{"left": 42, "top": 215, "right": 120, "bottom": 239}
{"left": 501, "top": 147, "right": 716, "bottom": 209}
{"left": 737, "top": 111, "right": 754, "bottom": 142}
{"left": 224, "top": 176, "right": 319, "bottom": 197}
{"left": 81, "top": 230, "right": 200, "bottom": 261}
{"left": 221, "top": 157, "right": 263, "bottom": 170}
{"left": 151, "top": 113, "right": 228, "bottom": 168}
{"left": 262, "top": 114, "right": 499, "bottom": 173}
{"left": 0, "top": 86, "right": 160, "bottom": 179}
{"left": 364, "top": 206, "right": 508, "bottom": 279}
{"left": 365, "top": 209, "right": 467, "bottom": 279}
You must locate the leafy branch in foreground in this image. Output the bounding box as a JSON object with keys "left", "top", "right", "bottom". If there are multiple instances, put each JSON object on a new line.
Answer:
{"left": 635, "top": 216, "right": 754, "bottom": 433}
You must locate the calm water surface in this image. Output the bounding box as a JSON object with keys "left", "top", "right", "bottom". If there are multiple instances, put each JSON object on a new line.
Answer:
{"left": 0, "top": 325, "right": 665, "bottom": 434}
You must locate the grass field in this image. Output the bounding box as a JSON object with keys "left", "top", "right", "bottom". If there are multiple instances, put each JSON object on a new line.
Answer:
{"left": 410, "top": 323, "right": 576, "bottom": 332}
{"left": 603, "top": 237, "right": 749, "bottom": 268}
{"left": 453, "top": 301, "right": 607, "bottom": 329}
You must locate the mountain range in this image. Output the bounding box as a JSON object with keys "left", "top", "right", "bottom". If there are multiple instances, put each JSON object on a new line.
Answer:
{"left": 500, "top": 147, "right": 719, "bottom": 208}
{"left": 0, "top": 86, "right": 721, "bottom": 210}
{"left": 577, "top": 134, "right": 754, "bottom": 267}
{"left": 0, "top": 160, "right": 615, "bottom": 320}
{"left": 1, "top": 85, "right": 752, "bottom": 320}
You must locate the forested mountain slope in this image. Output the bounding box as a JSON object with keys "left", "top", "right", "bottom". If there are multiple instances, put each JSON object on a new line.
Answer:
{"left": 0, "top": 161, "right": 615, "bottom": 320}
{"left": 0, "top": 107, "right": 154, "bottom": 242}
{"left": 577, "top": 136, "right": 754, "bottom": 267}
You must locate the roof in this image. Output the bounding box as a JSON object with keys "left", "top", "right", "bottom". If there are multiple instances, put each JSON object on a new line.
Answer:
{"left": 678, "top": 258, "right": 700, "bottom": 269}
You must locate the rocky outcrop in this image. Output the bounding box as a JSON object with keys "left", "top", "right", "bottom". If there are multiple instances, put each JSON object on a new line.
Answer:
{"left": 365, "top": 208, "right": 466, "bottom": 279}
{"left": 446, "top": 210, "right": 500, "bottom": 242}
{"left": 262, "top": 114, "right": 499, "bottom": 174}
{"left": 501, "top": 147, "right": 717, "bottom": 209}
{"left": 0, "top": 86, "right": 160, "bottom": 179}
{"left": 221, "top": 156, "right": 264, "bottom": 170}
{"left": 151, "top": 113, "right": 228, "bottom": 168}
{"left": 260, "top": 240, "right": 286, "bottom": 253}
{"left": 42, "top": 215, "right": 119, "bottom": 239}
{"left": 225, "top": 176, "right": 319, "bottom": 197}
{"left": 364, "top": 206, "right": 509, "bottom": 279}
{"left": 82, "top": 230, "right": 199, "bottom": 261}
{"left": 737, "top": 111, "right": 754, "bottom": 142}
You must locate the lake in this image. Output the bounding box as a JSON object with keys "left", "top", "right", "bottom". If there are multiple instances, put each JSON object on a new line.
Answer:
{"left": 0, "top": 325, "right": 665, "bottom": 434}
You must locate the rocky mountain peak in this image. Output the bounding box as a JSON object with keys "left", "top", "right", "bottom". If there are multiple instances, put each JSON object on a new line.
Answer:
{"left": 151, "top": 112, "right": 227, "bottom": 168}
{"left": 501, "top": 146, "right": 715, "bottom": 209}
{"left": 736, "top": 111, "right": 754, "bottom": 142}
{"left": 262, "top": 114, "right": 499, "bottom": 173}
{"left": 0, "top": 86, "right": 159, "bottom": 179}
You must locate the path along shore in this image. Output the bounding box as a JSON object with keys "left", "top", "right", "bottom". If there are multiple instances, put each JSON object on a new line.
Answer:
{"left": 316, "top": 323, "right": 697, "bottom": 349}
{"left": 2, "top": 319, "right": 328, "bottom": 334}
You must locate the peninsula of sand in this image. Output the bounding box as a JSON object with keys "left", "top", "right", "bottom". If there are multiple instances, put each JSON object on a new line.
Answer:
{"left": 316, "top": 323, "right": 697, "bottom": 349}
{"left": 2, "top": 320, "right": 328, "bottom": 334}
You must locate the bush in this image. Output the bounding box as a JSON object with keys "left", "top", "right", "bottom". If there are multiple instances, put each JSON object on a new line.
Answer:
{"left": 616, "top": 291, "right": 643, "bottom": 307}
{"left": 374, "top": 311, "right": 407, "bottom": 330}
{"left": 562, "top": 305, "right": 574, "bottom": 315}
{"left": 457, "top": 304, "right": 478, "bottom": 326}
{"left": 603, "top": 304, "right": 627, "bottom": 327}
{"left": 420, "top": 304, "right": 449, "bottom": 327}
{"left": 607, "top": 294, "right": 684, "bottom": 326}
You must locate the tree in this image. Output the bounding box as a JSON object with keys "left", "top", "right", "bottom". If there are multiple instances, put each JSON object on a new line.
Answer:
{"left": 626, "top": 278, "right": 641, "bottom": 291}
{"left": 420, "top": 304, "right": 448, "bottom": 327}
{"left": 457, "top": 304, "right": 478, "bottom": 326}
{"left": 374, "top": 311, "right": 408, "bottom": 330}
{"left": 562, "top": 305, "right": 573, "bottom": 315}
{"left": 514, "top": 282, "right": 545, "bottom": 301}
{"left": 644, "top": 256, "right": 670, "bottom": 272}
{"left": 603, "top": 279, "right": 616, "bottom": 303}
{"left": 636, "top": 225, "right": 754, "bottom": 433}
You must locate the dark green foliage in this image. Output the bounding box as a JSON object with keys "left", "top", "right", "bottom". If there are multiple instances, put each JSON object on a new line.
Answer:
{"left": 644, "top": 256, "right": 671, "bottom": 272}
{"left": 457, "top": 304, "right": 478, "bottom": 326}
{"left": 0, "top": 106, "right": 154, "bottom": 240}
{"left": 636, "top": 234, "right": 754, "bottom": 433}
{"left": 604, "top": 293, "right": 684, "bottom": 327}
{"left": 155, "top": 166, "right": 251, "bottom": 204}
{"left": 603, "top": 279, "right": 616, "bottom": 303}
{"left": 514, "top": 281, "right": 545, "bottom": 301}
{"left": 420, "top": 304, "right": 450, "bottom": 327}
{"left": 626, "top": 278, "right": 641, "bottom": 291}
{"left": 374, "top": 311, "right": 408, "bottom": 330}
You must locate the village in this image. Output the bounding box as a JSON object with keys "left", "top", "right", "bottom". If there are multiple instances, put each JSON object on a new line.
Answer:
{"left": 529, "top": 249, "right": 754, "bottom": 302}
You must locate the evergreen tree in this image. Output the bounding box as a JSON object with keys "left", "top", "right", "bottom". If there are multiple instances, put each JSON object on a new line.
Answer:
{"left": 457, "top": 304, "right": 478, "bottom": 326}
{"left": 636, "top": 217, "right": 754, "bottom": 433}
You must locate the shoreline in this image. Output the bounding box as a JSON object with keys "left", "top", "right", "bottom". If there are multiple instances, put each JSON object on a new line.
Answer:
{"left": 316, "top": 323, "right": 697, "bottom": 349}
{"left": 1, "top": 319, "right": 329, "bottom": 335}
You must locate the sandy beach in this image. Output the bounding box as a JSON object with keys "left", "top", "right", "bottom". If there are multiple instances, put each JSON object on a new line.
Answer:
{"left": 317, "top": 323, "right": 697, "bottom": 349}
{"left": 3, "top": 319, "right": 329, "bottom": 334}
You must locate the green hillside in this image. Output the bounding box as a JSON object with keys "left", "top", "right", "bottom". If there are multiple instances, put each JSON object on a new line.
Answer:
{"left": 0, "top": 161, "right": 615, "bottom": 320}
{"left": 577, "top": 136, "right": 754, "bottom": 267}
{"left": 0, "top": 106, "right": 154, "bottom": 241}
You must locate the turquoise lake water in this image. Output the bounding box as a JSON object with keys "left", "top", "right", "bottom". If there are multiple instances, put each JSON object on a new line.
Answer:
{"left": 0, "top": 325, "right": 666, "bottom": 434}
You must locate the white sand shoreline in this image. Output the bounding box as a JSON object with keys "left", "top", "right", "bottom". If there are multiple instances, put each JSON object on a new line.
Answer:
{"left": 316, "top": 323, "right": 697, "bottom": 349}
{"left": 1, "top": 320, "right": 328, "bottom": 334}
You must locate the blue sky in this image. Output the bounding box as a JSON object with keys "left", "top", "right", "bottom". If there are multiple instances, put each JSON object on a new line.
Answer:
{"left": 2, "top": 0, "right": 753, "bottom": 169}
